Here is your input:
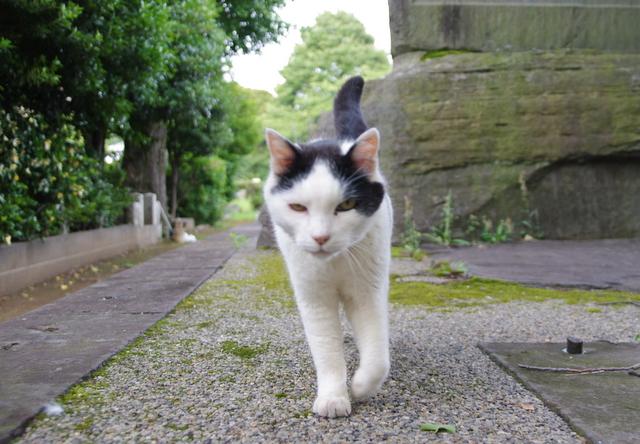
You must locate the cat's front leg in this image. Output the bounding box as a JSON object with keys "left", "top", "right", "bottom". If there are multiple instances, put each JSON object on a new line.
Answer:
{"left": 296, "top": 288, "right": 351, "bottom": 418}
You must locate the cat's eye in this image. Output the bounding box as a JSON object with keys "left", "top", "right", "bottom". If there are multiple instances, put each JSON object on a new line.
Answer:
{"left": 289, "top": 203, "right": 307, "bottom": 212}
{"left": 336, "top": 198, "right": 357, "bottom": 212}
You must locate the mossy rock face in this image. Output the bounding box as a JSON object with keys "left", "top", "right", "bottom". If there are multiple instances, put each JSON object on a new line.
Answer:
{"left": 389, "top": 0, "right": 640, "bottom": 57}
{"left": 360, "top": 50, "right": 640, "bottom": 239}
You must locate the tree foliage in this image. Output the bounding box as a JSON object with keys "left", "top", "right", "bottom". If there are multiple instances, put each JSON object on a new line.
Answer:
{"left": 0, "top": 108, "right": 131, "bottom": 243}
{"left": 170, "top": 83, "right": 262, "bottom": 223}
{"left": 217, "top": 0, "right": 288, "bottom": 55}
{"left": 0, "top": 0, "right": 174, "bottom": 156}
{"left": 270, "top": 12, "right": 390, "bottom": 141}
{"left": 0, "top": 0, "right": 287, "bottom": 241}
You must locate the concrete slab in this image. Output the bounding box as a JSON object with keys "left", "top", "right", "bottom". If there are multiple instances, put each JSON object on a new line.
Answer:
{"left": 480, "top": 341, "right": 640, "bottom": 444}
{"left": 426, "top": 238, "right": 640, "bottom": 292}
{"left": 0, "top": 223, "right": 260, "bottom": 443}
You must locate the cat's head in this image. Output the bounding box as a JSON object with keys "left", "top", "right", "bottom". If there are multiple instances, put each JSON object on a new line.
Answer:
{"left": 263, "top": 127, "right": 385, "bottom": 259}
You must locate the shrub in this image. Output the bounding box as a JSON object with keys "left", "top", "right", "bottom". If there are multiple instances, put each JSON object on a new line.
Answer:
{"left": 174, "top": 153, "right": 229, "bottom": 225}
{"left": 0, "top": 107, "right": 131, "bottom": 243}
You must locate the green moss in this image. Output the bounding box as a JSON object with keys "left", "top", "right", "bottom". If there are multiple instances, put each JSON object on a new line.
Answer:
{"left": 391, "top": 246, "right": 404, "bottom": 258}
{"left": 248, "top": 253, "right": 291, "bottom": 293}
{"left": 74, "top": 417, "right": 93, "bottom": 432}
{"left": 247, "top": 253, "right": 296, "bottom": 308}
{"left": 221, "top": 340, "right": 269, "bottom": 359}
{"left": 60, "top": 378, "right": 107, "bottom": 406}
{"left": 586, "top": 307, "right": 603, "bottom": 313}
{"left": 392, "top": 245, "right": 426, "bottom": 261}
{"left": 421, "top": 49, "right": 476, "bottom": 61}
{"left": 390, "top": 276, "right": 640, "bottom": 308}
{"left": 166, "top": 423, "right": 189, "bottom": 431}
{"left": 274, "top": 392, "right": 287, "bottom": 399}
{"left": 294, "top": 409, "right": 313, "bottom": 419}
{"left": 196, "top": 320, "right": 215, "bottom": 329}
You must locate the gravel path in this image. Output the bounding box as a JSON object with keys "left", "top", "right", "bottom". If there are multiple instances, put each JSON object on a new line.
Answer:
{"left": 18, "top": 248, "right": 640, "bottom": 443}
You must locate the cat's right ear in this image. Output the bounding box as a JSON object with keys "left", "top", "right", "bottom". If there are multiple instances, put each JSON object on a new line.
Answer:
{"left": 265, "top": 128, "right": 298, "bottom": 175}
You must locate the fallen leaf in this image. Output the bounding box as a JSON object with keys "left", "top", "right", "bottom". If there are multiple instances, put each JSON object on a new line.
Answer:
{"left": 90, "top": 265, "right": 99, "bottom": 273}
{"left": 420, "top": 422, "right": 456, "bottom": 434}
{"left": 518, "top": 402, "right": 535, "bottom": 412}
{"left": 60, "top": 284, "right": 68, "bottom": 291}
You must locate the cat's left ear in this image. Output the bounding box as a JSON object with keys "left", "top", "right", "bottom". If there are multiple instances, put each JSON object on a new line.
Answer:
{"left": 348, "top": 128, "right": 380, "bottom": 176}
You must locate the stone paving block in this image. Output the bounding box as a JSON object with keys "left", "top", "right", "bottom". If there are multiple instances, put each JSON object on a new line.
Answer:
{"left": 480, "top": 341, "right": 640, "bottom": 444}
{"left": 427, "top": 238, "right": 640, "bottom": 292}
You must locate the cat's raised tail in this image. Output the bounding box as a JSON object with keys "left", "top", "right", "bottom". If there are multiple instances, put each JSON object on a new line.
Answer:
{"left": 333, "top": 76, "right": 368, "bottom": 141}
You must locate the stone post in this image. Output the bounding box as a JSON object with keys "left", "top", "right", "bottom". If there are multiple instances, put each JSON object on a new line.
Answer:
{"left": 144, "top": 193, "right": 160, "bottom": 226}
{"left": 128, "top": 193, "right": 144, "bottom": 227}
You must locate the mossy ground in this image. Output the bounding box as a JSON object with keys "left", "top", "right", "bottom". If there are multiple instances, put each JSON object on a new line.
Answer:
{"left": 390, "top": 275, "right": 640, "bottom": 309}
{"left": 221, "top": 339, "right": 269, "bottom": 359}
{"left": 38, "top": 249, "right": 639, "bottom": 437}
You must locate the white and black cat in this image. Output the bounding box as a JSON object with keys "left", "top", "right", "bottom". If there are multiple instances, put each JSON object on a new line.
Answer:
{"left": 263, "top": 76, "right": 393, "bottom": 418}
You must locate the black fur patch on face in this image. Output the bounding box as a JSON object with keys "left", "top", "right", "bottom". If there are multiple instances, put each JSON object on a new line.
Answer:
{"left": 271, "top": 139, "right": 385, "bottom": 217}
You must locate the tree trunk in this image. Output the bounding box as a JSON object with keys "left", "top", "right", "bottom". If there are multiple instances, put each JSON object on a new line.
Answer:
{"left": 122, "top": 121, "right": 168, "bottom": 211}
{"left": 170, "top": 151, "right": 180, "bottom": 219}
{"left": 84, "top": 126, "right": 106, "bottom": 161}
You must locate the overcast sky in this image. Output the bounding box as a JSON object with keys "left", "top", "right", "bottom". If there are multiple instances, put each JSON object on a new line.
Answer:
{"left": 228, "top": 0, "right": 391, "bottom": 94}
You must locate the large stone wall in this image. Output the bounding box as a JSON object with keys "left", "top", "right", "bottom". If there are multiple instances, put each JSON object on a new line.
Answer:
{"left": 390, "top": 0, "right": 640, "bottom": 56}
{"left": 361, "top": 51, "right": 640, "bottom": 238}
{"left": 365, "top": 0, "right": 640, "bottom": 239}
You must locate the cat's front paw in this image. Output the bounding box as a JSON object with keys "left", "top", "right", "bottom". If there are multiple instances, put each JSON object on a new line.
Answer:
{"left": 351, "top": 362, "right": 389, "bottom": 401}
{"left": 312, "top": 395, "right": 351, "bottom": 418}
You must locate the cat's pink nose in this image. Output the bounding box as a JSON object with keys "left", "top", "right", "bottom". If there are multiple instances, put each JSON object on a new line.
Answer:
{"left": 312, "top": 235, "right": 330, "bottom": 246}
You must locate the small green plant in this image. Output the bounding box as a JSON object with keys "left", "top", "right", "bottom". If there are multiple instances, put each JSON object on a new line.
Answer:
{"left": 424, "top": 191, "right": 469, "bottom": 246}
{"left": 229, "top": 232, "right": 249, "bottom": 248}
{"left": 399, "top": 196, "right": 426, "bottom": 260}
{"left": 431, "top": 260, "right": 468, "bottom": 278}
{"left": 518, "top": 172, "right": 543, "bottom": 239}
{"left": 481, "top": 217, "right": 513, "bottom": 244}
{"left": 466, "top": 215, "right": 513, "bottom": 244}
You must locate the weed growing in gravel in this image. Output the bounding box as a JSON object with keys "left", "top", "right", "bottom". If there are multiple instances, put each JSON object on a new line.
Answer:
{"left": 390, "top": 276, "right": 640, "bottom": 309}
{"left": 60, "top": 379, "right": 108, "bottom": 409}
{"left": 74, "top": 417, "right": 94, "bottom": 432}
{"left": 196, "top": 320, "right": 216, "bottom": 329}
{"left": 221, "top": 340, "right": 269, "bottom": 359}
{"left": 431, "top": 260, "right": 468, "bottom": 278}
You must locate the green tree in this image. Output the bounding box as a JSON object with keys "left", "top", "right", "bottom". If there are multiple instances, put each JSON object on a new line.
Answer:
{"left": 217, "top": 0, "right": 288, "bottom": 54}
{"left": 0, "top": 0, "right": 174, "bottom": 158}
{"left": 169, "top": 83, "right": 262, "bottom": 222}
{"left": 273, "top": 11, "right": 390, "bottom": 141}
{"left": 122, "top": 0, "right": 286, "bottom": 212}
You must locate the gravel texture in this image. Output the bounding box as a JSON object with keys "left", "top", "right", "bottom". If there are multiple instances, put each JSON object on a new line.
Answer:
{"left": 18, "top": 250, "right": 640, "bottom": 443}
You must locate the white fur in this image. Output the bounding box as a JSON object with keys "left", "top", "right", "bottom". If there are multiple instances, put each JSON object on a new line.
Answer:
{"left": 264, "top": 156, "right": 393, "bottom": 418}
